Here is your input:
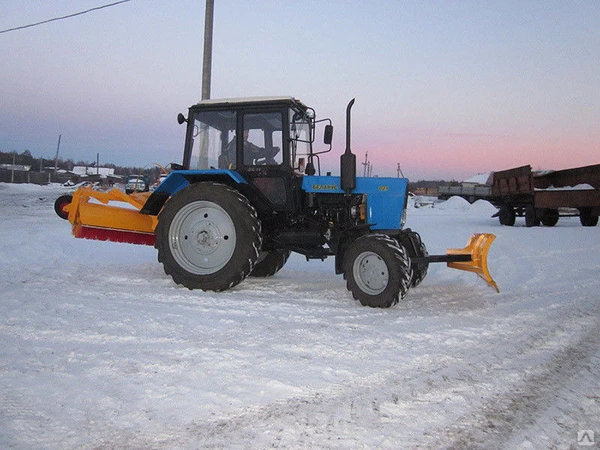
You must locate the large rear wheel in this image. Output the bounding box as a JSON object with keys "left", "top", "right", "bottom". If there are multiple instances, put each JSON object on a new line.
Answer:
{"left": 344, "top": 234, "right": 411, "bottom": 308}
{"left": 249, "top": 249, "right": 291, "bottom": 277}
{"left": 155, "top": 182, "right": 261, "bottom": 291}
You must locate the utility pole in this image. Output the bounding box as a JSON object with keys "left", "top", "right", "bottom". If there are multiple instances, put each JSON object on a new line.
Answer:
{"left": 54, "top": 134, "right": 61, "bottom": 174}
{"left": 397, "top": 163, "right": 404, "bottom": 178}
{"left": 198, "top": 0, "right": 214, "bottom": 168}
{"left": 11, "top": 152, "right": 16, "bottom": 183}
{"left": 201, "top": 0, "right": 214, "bottom": 100}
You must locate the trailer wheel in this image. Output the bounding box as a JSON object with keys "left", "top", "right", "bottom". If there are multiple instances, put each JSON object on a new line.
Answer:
{"left": 498, "top": 206, "right": 515, "bottom": 226}
{"left": 249, "top": 249, "right": 291, "bottom": 277}
{"left": 524, "top": 205, "right": 539, "bottom": 227}
{"left": 579, "top": 208, "right": 598, "bottom": 227}
{"left": 54, "top": 195, "right": 73, "bottom": 220}
{"left": 155, "top": 182, "right": 261, "bottom": 291}
{"left": 344, "top": 234, "right": 411, "bottom": 308}
{"left": 540, "top": 209, "right": 559, "bottom": 227}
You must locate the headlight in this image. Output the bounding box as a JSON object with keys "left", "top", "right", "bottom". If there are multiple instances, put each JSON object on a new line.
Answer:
{"left": 350, "top": 203, "right": 367, "bottom": 221}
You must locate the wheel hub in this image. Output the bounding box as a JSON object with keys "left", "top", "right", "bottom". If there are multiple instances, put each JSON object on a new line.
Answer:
{"left": 169, "top": 201, "right": 236, "bottom": 275}
{"left": 354, "top": 251, "right": 389, "bottom": 295}
{"left": 190, "top": 221, "right": 225, "bottom": 254}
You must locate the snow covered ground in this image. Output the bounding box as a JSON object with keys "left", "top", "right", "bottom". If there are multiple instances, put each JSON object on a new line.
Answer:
{"left": 1, "top": 183, "right": 599, "bottom": 449}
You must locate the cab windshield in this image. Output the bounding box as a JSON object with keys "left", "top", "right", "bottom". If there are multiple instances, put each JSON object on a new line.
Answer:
{"left": 189, "top": 109, "right": 285, "bottom": 170}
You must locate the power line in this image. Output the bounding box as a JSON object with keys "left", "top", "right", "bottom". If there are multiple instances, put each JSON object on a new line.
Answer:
{"left": 0, "top": 0, "right": 133, "bottom": 35}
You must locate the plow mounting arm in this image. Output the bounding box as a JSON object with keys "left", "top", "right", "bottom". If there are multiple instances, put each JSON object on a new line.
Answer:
{"left": 411, "top": 233, "right": 499, "bottom": 293}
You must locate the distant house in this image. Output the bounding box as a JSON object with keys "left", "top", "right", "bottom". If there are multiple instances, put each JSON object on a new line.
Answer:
{"left": 72, "top": 166, "right": 116, "bottom": 177}
{"left": 0, "top": 164, "right": 31, "bottom": 172}
{"left": 0, "top": 164, "right": 33, "bottom": 183}
{"left": 70, "top": 166, "right": 122, "bottom": 186}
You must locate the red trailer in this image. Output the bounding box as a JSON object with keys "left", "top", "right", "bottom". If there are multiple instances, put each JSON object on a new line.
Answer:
{"left": 492, "top": 164, "right": 600, "bottom": 227}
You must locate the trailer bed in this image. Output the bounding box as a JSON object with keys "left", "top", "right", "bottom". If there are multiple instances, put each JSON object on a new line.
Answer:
{"left": 491, "top": 164, "right": 600, "bottom": 227}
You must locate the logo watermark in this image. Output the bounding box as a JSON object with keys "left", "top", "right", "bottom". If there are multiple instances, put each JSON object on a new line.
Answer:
{"left": 577, "top": 430, "right": 595, "bottom": 446}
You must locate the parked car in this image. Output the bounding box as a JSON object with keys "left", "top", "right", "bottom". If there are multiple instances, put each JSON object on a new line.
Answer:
{"left": 150, "top": 174, "right": 168, "bottom": 192}
{"left": 125, "top": 176, "right": 149, "bottom": 194}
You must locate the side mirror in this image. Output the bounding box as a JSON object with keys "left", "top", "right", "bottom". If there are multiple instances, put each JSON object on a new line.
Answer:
{"left": 177, "top": 113, "right": 187, "bottom": 125}
{"left": 323, "top": 125, "right": 333, "bottom": 145}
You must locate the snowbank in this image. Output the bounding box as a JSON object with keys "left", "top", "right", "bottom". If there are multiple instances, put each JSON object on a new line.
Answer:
{"left": 432, "top": 196, "right": 498, "bottom": 215}
{"left": 435, "top": 195, "right": 472, "bottom": 211}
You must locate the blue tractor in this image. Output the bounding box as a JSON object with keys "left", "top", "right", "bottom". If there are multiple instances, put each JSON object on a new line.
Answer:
{"left": 57, "top": 97, "right": 497, "bottom": 307}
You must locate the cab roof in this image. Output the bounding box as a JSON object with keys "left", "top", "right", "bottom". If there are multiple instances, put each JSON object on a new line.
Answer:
{"left": 190, "top": 96, "right": 309, "bottom": 110}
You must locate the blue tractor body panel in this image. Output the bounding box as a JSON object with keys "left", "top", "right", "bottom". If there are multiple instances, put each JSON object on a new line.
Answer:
{"left": 155, "top": 171, "right": 408, "bottom": 231}
{"left": 303, "top": 175, "right": 409, "bottom": 230}
{"left": 154, "top": 170, "right": 248, "bottom": 196}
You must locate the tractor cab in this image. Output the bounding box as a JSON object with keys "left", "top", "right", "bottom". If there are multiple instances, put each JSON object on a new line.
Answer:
{"left": 178, "top": 97, "right": 331, "bottom": 212}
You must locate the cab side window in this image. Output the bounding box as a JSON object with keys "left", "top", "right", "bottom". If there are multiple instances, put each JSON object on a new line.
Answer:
{"left": 242, "top": 112, "right": 283, "bottom": 166}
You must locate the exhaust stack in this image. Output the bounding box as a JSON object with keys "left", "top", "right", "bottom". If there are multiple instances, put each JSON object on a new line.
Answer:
{"left": 340, "top": 98, "right": 356, "bottom": 195}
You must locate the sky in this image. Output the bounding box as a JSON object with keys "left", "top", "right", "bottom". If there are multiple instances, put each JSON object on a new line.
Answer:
{"left": 1, "top": 0, "right": 599, "bottom": 181}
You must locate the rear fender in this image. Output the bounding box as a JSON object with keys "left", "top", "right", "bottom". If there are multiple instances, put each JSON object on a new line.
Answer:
{"left": 141, "top": 170, "right": 248, "bottom": 214}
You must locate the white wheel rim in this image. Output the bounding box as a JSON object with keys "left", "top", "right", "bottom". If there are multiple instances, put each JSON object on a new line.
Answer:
{"left": 353, "top": 251, "right": 389, "bottom": 295}
{"left": 168, "top": 201, "right": 236, "bottom": 275}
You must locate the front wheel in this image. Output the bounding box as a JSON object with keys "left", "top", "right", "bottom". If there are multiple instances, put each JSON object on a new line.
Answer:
{"left": 155, "top": 182, "right": 261, "bottom": 291}
{"left": 398, "top": 230, "right": 429, "bottom": 288}
{"left": 344, "top": 234, "right": 412, "bottom": 308}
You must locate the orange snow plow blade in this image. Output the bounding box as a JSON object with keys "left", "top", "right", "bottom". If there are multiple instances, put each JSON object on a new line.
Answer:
{"left": 65, "top": 185, "right": 157, "bottom": 245}
{"left": 445, "top": 233, "right": 499, "bottom": 292}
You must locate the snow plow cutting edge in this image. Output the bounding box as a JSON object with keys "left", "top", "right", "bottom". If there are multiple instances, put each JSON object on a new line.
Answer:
{"left": 446, "top": 233, "right": 499, "bottom": 293}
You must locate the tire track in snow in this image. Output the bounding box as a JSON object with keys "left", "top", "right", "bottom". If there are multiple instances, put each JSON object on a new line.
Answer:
{"left": 171, "top": 369, "right": 413, "bottom": 449}
{"left": 157, "top": 297, "right": 600, "bottom": 449}
{"left": 437, "top": 312, "right": 600, "bottom": 449}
